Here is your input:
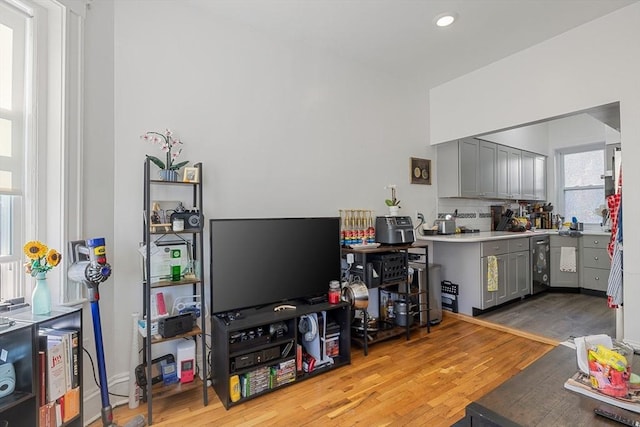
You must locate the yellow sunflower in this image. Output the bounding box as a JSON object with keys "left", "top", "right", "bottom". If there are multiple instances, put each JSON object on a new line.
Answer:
{"left": 24, "top": 241, "right": 48, "bottom": 260}
{"left": 46, "top": 249, "right": 62, "bottom": 267}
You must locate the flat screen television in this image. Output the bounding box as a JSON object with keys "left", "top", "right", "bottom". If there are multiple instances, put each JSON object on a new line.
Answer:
{"left": 209, "top": 217, "right": 341, "bottom": 314}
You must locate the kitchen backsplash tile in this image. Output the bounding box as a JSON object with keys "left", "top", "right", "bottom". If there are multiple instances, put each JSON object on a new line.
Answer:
{"left": 437, "top": 198, "right": 520, "bottom": 231}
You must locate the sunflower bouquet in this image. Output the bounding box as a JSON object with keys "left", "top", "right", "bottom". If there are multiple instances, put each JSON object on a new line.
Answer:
{"left": 23, "top": 241, "right": 62, "bottom": 277}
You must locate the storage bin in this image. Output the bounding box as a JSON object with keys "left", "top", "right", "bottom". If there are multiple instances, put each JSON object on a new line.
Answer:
{"left": 369, "top": 252, "right": 408, "bottom": 284}
{"left": 441, "top": 280, "right": 459, "bottom": 313}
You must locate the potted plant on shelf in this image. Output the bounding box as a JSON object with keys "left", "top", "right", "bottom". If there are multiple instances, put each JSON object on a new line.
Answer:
{"left": 141, "top": 129, "right": 189, "bottom": 181}
{"left": 385, "top": 184, "right": 401, "bottom": 216}
{"left": 23, "top": 240, "right": 62, "bottom": 314}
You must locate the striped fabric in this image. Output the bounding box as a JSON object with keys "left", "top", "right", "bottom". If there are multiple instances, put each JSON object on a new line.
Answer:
{"left": 607, "top": 240, "right": 623, "bottom": 307}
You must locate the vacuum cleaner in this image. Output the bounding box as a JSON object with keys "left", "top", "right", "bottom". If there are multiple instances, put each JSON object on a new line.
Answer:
{"left": 68, "top": 238, "right": 145, "bottom": 427}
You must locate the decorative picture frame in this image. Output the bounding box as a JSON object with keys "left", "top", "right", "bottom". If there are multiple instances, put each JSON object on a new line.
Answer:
{"left": 183, "top": 167, "right": 199, "bottom": 183}
{"left": 148, "top": 200, "right": 181, "bottom": 232}
{"left": 410, "top": 157, "right": 431, "bottom": 185}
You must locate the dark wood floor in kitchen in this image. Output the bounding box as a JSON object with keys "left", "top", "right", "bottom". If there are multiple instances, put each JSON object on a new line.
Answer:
{"left": 476, "top": 291, "right": 616, "bottom": 342}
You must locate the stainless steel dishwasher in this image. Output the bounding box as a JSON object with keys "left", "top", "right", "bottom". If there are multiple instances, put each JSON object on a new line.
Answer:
{"left": 530, "top": 234, "right": 550, "bottom": 294}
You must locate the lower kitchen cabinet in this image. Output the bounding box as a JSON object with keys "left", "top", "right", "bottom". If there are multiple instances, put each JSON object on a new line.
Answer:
{"left": 480, "top": 237, "right": 529, "bottom": 310}
{"left": 580, "top": 234, "right": 611, "bottom": 292}
{"left": 508, "top": 250, "right": 530, "bottom": 299}
{"left": 481, "top": 254, "right": 508, "bottom": 308}
{"left": 550, "top": 235, "right": 580, "bottom": 288}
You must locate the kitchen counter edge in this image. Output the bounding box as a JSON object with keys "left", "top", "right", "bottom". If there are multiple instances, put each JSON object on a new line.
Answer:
{"left": 416, "top": 229, "right": 610, "bottom": 243}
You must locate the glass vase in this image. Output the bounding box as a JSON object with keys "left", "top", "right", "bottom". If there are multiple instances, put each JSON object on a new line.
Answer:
{"left": 32, "top": 272, "right": 52, "bottom": 315}
{"left": 158, "top": 170, "right": 178, "bottom": 182}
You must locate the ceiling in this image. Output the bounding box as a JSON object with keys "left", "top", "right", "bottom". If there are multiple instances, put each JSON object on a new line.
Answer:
{"left": 199, "top": 0, "right": 637, "bottom": 87}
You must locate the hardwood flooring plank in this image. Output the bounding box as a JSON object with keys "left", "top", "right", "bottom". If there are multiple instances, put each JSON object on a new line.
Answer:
{"left": 91, "top": 314, "right": 554, "bottom": 427}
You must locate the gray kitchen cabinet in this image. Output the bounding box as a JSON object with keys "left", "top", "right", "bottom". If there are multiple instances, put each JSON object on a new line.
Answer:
{"left": 496, "top": 145, "right": 521, "bottom": 199}
{"left": 507, "top": 147, "right": 522, "bottom": 199}
{"left": 430, "top": 235, "right": 535, "bottom": 316}
{"left": 580, "top": 234, "right": 610, "bottom": 292}
{"left": 438, "top": 139, "right": 544, "bottom": 201}
{"left": 478, "top": 140, "right": 497, "bottom": 198}
{"left": 437, "top": 138, "right": 496, "bottom": 198}
{"left": 459, "top": 138, "right": 479, "bottom": 197}
{"left": 482, "top": 254, "right": 508, "bottom": 308}
{"left": 480, "top": 240, "right": 510, "bottom": 309}
{"left": 480, "top": 238, "right": 529, "bottom": 309}
{"left": 520, "top": 151, "right": 535, "bottom": 200}
{"left": 534, "top": 155, "right": 547, "bottom": 201}
{"left": 550, "top": 235, "right": 580, "bottom": 288}
{"left": 508, "top": 238, "right": 531, "bottom": 298}
{"left": 509, "top": 251, "right": 530, "bottom": 298}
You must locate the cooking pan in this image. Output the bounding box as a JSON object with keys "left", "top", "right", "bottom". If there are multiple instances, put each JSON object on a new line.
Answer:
{"left": 341, "top": 281, "right": 369, "bottom": 309}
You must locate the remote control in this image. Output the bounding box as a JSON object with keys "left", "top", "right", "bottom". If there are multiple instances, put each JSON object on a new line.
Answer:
{"left": 594, "top": 408, "right": 640, "bottom": 426}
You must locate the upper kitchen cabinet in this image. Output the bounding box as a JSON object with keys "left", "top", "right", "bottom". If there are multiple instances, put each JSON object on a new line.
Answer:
{"left": 534, "top": 155, "right": 547, "bottom": 201}
{"left": 520, "top": 151, "right": 535, "bottom": 200}
{"left": 438, "top": 138, "right": 545, "bottom": 201}
{"left": 438, "top": 138, "right": 497, "bottom": 198}
{"left": 522, "top": 151, "right": 547, "bottom": 201}
{"left": 496, "top": 145, "right": 521, "bottom": 200}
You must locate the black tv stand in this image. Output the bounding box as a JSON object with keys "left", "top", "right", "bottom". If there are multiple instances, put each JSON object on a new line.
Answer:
{"left": 211, "top": 301, "right": 351, "bottom": 409}
{"left": 305, "top": 295, "right": 328, "bottom": 305}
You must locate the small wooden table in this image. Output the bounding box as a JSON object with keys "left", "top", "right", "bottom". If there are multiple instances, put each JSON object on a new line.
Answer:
{"left": 458, "top": 344, "right": 639, "bottom": 426}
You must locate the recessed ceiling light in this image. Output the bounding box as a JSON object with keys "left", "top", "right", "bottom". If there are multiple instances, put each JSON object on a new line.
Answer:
{"left": 435, "top": 13, "right": 457, "bottom": 27}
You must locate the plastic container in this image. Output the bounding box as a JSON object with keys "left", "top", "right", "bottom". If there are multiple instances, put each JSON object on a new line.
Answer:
{"left": 587, "top": 340, "right": 633, "bottom": 397}
{"left": 328, "top": 280, "right": 341, "bottom": 304}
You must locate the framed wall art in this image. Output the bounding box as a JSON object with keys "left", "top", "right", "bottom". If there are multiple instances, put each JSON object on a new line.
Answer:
{"left": 183, "top": 167, "right": 199, "bottom": 183}
{"left": 410, "top": 157, "right": 431, "bottom": 185}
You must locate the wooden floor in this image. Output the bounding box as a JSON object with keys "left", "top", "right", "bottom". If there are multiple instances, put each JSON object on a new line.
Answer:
{"left": 476, "top": 291, "right": 615, "bottom": 342}
{"left": 94, "top": 314, "right": 554, "bottom": 427}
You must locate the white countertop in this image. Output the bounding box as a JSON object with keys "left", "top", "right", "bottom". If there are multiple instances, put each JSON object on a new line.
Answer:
{"left": 416, "top": 228, "right": 610, "bottom": 243}
{"left": 416, "top": 231, "right": 534, "bottom": 243}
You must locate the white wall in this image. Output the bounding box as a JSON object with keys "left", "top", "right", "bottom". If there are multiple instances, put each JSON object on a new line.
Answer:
{"left": 430, "top": 3, "right": 640, "bottom": 347}
{"left": 81, "top": 0, "right": 438, "bottom": 420}
{"left": 481, "top": 122, "right": 550, "bottom": 154}
{"left": 82, "top": 0, "right": 117, "bottom": 419}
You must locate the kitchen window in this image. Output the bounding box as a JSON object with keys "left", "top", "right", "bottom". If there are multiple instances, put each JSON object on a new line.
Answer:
{"left": 557, "top": 146, "right": 604, "bottom": 224}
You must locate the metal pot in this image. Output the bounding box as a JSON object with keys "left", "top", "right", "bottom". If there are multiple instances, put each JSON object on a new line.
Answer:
{"left": 394, "top": 301, "right": 414, "bottom": 327}
{"left": 341, "top": 282, "right": 369, "bottom": 309}
{"left": 434, "top": 219, "right": 456, "bottom": 235}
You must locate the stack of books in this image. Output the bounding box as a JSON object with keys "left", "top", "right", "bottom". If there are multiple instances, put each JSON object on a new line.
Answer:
{"left": 38, "top": 328, "right": 80, "bottom": 427}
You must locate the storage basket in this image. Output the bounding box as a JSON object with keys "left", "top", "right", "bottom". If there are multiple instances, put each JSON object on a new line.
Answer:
{"left": 441, "top": 280, "right": 459, "bottom": 313}
{"left": 369, "top": 252, "right": 408, "bottom": 284}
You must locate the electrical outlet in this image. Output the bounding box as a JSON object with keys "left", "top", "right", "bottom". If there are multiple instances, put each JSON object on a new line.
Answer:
{"left": 415, "top": 211, "right": 425, "bottom": 223}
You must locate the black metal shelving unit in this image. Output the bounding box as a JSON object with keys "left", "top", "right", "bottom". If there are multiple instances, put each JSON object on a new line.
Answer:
{"left": 141, "top": 160, "right": 207, "bottom": 425}
{"left": 342, "top": 242, "right": 430, "bottom": 356}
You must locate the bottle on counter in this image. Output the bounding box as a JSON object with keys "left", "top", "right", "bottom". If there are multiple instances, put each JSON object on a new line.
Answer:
{"left": 367, "top": 210, "right": 375, "bottom": 243}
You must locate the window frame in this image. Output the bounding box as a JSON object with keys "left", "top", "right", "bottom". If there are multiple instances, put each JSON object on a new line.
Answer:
{"left": 0, "top": 0, "right": 85, "bottom": 305}
{"left": 556, "top": 143, "right": 605, "bottom": 225}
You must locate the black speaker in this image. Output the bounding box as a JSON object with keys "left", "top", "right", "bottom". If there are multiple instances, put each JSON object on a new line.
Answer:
{"left": 158, "top": 312, "right": 196, "bottom": 338}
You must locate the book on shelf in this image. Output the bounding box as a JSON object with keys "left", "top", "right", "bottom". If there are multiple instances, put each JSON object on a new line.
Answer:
{"left": 45, "top": 338, "right": 66, "bottom": 402}
{"left": 38, "top": 350, "right": 46, "bottom": 406}
{"left": 40, "top": 328, "right": 79, "bottom": 391}
{"left": 39, "top": 402, "right": 56, "bottom": 427}
{"left": 56, "top": 394, "right": 64, "bottom": 426}
{"left": 564, "top": 370, "right": 640, "bottom": 413}
{"left": 63, "top": 387, "right": 80, "bottom": 422}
